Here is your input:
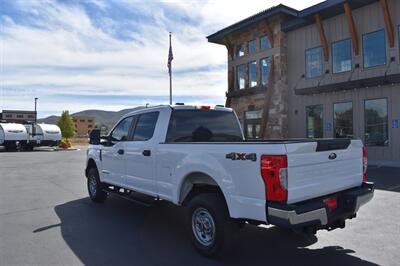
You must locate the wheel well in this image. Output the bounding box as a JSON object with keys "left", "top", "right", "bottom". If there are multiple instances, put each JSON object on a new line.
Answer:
{"left": 179, "top": 172, "right": 224, "bottom": 206}
{"left": 85, "top": 159, "right": 98, "bottom": 178}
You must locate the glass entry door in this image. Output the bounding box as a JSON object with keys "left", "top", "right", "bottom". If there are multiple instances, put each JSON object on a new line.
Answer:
{"left": 244, "top": 110, "right": 262, "bottom": 140}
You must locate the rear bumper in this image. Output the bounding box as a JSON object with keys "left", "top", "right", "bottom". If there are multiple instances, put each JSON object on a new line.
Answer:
{"left": 267, "top": 182, "right": 374, "bottom": 229}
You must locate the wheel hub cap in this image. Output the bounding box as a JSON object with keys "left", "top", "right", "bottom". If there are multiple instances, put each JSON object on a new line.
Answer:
{"left": 89, "top": 177, "right": 97, "bottom": 195}
{"left": 192, "top": 208, "right": 215, "bottom": 246}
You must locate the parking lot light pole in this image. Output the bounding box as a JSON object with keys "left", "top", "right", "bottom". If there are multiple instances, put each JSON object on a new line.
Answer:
{"left": 34, "top": 97, "right": 38, "bottom": 124}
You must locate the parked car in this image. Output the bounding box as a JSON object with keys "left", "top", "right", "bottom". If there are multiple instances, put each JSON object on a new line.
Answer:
{"left": 0, "top": 123, "right": 28, "bottom": 151}
{"left": 85, "top": 105, "right": 374, "bottom": 257}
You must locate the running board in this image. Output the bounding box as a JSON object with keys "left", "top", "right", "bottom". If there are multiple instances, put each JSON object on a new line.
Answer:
{"left": 103, "top": 186, "right": 157, "bottom": 207}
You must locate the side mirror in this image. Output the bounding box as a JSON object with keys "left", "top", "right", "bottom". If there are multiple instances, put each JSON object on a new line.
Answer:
{"left": 89, "top": 129, "right": 101, "bottom": 145}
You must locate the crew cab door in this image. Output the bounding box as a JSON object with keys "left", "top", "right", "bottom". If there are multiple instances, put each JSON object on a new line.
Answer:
{"left": 124, "top": 112, "right": 159, "bottom": 196}
{"left": 100, "top": 116, "right": 134, "bottom": 186}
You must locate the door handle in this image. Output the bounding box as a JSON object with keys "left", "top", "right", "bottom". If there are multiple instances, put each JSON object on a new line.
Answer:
{"left": 117, "top": 149, "right": 124, "bottom": 155}
{"left": 142, "top": 150, "right": 151, "bottom": 156}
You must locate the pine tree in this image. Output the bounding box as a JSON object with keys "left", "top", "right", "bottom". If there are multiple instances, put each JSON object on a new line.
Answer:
{"left": 57, "top": 111, "right": 75, "bottom": 139}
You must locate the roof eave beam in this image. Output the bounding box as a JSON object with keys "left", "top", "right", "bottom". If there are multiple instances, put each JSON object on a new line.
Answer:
{"left": 343, "top": 2, "right": 359, "bottom": 56}
{"left": 314, "top": 14, "right": 329, "bottom": 62}
{"left": 380, "top": 0, "right": 394, "bottom": 48}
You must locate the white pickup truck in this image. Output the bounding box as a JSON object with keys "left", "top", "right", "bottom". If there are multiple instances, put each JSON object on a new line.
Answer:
{"left": 85, "top": 105, "right": 374, "bottom": 256}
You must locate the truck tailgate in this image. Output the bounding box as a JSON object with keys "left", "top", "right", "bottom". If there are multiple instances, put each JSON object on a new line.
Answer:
{"left": 285, "top": 139, "right": 363, "bottom": 204}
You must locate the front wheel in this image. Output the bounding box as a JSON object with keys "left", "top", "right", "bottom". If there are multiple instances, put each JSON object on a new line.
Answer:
{"left": 187, "top": 193, "right": 238, "bottom": 257}
{"left": 87, "top": 168, "right": 108, "bottom": 203}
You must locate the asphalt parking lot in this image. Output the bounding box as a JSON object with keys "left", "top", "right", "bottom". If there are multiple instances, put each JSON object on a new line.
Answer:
{"left": 0, "top": 148, "right": 399, "bottom": 266}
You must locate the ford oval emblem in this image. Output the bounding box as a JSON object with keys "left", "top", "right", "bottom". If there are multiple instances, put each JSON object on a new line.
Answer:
{"left": 328, "top": 153, "right": 337, "bottom": 160}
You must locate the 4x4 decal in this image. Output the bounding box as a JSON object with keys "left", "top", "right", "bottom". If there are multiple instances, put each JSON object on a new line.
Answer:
{"left": 225, "top": 152, "right": 257, "bottom": 161}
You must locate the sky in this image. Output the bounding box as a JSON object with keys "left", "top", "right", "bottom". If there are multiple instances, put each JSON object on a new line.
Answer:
{"left": 0, "top": 0, "right": 324, "bottom": 118}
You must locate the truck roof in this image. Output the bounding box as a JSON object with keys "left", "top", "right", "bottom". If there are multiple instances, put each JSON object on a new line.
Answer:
{"left": 123, "top": 104, "right": 232, "bottom": 117}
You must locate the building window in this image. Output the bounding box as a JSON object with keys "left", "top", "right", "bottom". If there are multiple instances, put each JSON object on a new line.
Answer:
{"left": 16, "top": 114, "right": 23, "bottom": 118}
{"left": 236, "top": 44, "right": 244, "bottom": 57}
{"left": 334, "top": 102, "right": 353, "bottom": 138}
{"left": 245, "top": 110, "right": 262, "bottom": 139}
{"left": 28, "top": 115, "right": 35, "bottom": 118}
{"left": 332, "top": 39, "right": 352, "bottom": 73}
{"left": 80, "top": 119, "right": 85, "bottom": 122}
{"left": 249, "top": 61, "right": 257, "bottom": 87}
{"left": 248, "top": 40, "right": 257, "bottom": 54}
{"left": 88, "top": 120, "right": 93, "bottom": 123}
{"left": 305, "top": 47, "right": 323, "bottom": 78}
{"left": 5, "top": 114, "right": 12, "bottom": 118}
{"left": 236, "top": 64, "right": 245, "bottom": 89}
{"left": 363, "top": 30, "right": 386, "bottom": 68}
{"left": 306, "top": 105, "right": 323, "bottom": 138}
{"left": 260, "top": 36, "right": 270, "bottom": 50}
{"left": 365, "top": 98, "right": 389, "bottom": 146}
{"left": 261, "top": 58, "right": 270, "bottom": 86}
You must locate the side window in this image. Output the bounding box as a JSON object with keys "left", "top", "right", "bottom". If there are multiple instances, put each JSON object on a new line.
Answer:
{"left": 248, "top": 40, "right": 257, "bottom": 54}
{"left": 305, "top": 47, "right": 323, "bottom": 78}
{"left": 332, "top": 39, "right": 352, "bottom": 73}
{"left": 236, "top": 44, "right": 244, "bottom": 57}
{"left": 261, "top": 57, "right": 270, "bottom": 86}
{"left": 260, "top": 35, "right": 270, "bottom": 50}
{"left": 334, "top": 102, "right": 353, "bottom": 138}
{"left": 236, "top": 64, "right": 245, "bottom": 90}
{"left": 133, "top": 112, "right": 159, "bottom": 141}
{"left": 364, "top": 98, "right": 388, "bottom": 146}
{"left": 363, "top": 30, "right": 386, "bottom": 68}
{"left": 306, "top": 105, "right": 323, "bottom": 138}
{"left": 110, "top": 116, "right": 134, "bottom": 143}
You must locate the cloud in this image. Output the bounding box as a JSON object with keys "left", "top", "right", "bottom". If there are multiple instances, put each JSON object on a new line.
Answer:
{"left": 0, "top": 0, "right": 323, "bottom": 117}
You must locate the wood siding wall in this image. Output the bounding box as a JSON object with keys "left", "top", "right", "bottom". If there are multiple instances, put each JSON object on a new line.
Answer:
{"left": 287, "top": 0, "right": 400, "bottom": 161}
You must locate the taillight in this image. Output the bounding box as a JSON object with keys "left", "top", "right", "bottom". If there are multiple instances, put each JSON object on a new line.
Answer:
{"left": 261, "top": 155, "right": 288, "bottom": 202}
{"left": 362, "top": 146, "right": 367, "bottom": 182}
{"left": 200, "top": 105, "right": 211, "bottom": 110}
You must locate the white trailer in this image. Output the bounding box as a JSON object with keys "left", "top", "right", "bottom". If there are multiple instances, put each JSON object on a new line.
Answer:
{"left": 24, "top": 123, "right": 61, "bottom": 150}
{"left": 0, "top": 123, "right": 28, "bottom": 151}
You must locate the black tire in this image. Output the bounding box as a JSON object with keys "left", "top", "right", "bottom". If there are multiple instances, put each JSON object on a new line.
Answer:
{"left": 4, "top": 143, "right": 17, "bottom": 152}
{"left": 87, "top": 167, "right": 108, "bottom": 203}
{"left": 23, "top": 145, "right": 34, "bottom": 151}
{"left": 187, "top": 192, "right": 238, "bottom": 257}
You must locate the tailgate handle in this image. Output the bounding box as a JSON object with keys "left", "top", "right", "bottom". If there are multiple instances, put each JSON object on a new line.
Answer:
{"left": 142, "top": 150, "right": 151, "bottom": 156}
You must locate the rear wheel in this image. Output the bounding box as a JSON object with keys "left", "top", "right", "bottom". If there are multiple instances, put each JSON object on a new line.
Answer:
{"left": 4, "top": 142, "right": 17, "bottom": 152}
{"left": 187, "top": 193, "right": 238, "bottom": 257}
{"left": 87, "top": 167, "right": 108, "bottom": 203}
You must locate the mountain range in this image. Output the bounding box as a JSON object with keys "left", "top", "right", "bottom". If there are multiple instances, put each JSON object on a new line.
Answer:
{"left": 38, "top": 107, "right": 143, "bottom": 128}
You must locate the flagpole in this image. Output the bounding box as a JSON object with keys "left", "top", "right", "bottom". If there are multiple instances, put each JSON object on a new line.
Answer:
{"left": 169, "top": 32, "right": 172, "bottom": 105}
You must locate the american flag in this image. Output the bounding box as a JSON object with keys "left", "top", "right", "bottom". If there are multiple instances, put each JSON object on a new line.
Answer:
{"left": 168, "top": 33, "right": 173, "bottom": 75}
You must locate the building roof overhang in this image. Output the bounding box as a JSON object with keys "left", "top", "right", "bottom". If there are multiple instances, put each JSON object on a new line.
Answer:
{"left": 282, "top": 0, "right": 378, "bottom": 32}
{"left": 207, "top": 4, "right": 298, "bottom": 45}
{"left": 207, "top": 0, "right": 380, "bottom": 45}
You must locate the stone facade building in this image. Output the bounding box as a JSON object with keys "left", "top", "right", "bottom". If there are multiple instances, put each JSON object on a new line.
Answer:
{"left": 208, "top": 0, "right": 400, "bottom": 162}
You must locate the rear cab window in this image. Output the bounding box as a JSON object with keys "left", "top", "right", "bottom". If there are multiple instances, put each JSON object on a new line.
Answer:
{"left": 133, "top": 112, "right": 159, "bottom": 141}
{"left": 166, "top": 110, "right": 243, "bottom": 142}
